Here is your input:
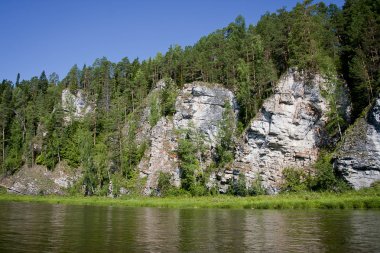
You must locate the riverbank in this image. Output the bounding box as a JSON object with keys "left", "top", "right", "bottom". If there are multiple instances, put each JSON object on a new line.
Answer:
{"left": 1, "top": 187, "right": 380, "bottom": 209}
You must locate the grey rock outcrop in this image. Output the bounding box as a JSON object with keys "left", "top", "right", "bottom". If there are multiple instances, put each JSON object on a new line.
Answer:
{"left": 334, "top": 96, "right": 380, "bottom": 189}
{"left": 234, "top": 70, "right": 330, "bottom": 193}
{"left": 138, "top": 117, "right": 180, "bottom": 194}
{"left": 62, "top": 89, "right": 93, "bottom": 123}
{"left": 139, "top": 81, "right": 238, "bottom": 193}
{"left": 174, "top": 82, "right": 239, "bottom": 146}
{"left": 0, "top": 163, "right": 81, "bottom": 195}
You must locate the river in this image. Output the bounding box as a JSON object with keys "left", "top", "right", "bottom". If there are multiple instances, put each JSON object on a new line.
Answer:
{"left": 0, "top": 202, "right": 379, "bottom": 252}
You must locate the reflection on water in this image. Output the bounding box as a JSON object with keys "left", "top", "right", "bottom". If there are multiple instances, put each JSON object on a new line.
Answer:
{"left": 0, "top": 202, "right": 379, "bottom": 252}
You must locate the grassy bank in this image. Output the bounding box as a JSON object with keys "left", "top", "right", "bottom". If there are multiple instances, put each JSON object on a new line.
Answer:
{"left": 1, "top": 187, "right": 380, "bottom": 209}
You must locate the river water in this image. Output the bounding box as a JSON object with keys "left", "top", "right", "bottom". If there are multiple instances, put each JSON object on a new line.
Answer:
{"left": 0, "top": 202, "right": 379, "bottom": 252}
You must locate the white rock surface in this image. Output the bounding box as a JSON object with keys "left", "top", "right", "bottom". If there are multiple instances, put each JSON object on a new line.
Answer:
{"left": 173, "top": 82, "right": 238, "bottom": 147}
{"left": 234, "top": 70, "right": 330, "bottom": 193}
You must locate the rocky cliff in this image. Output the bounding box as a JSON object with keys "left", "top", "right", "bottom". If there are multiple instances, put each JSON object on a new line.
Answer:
{"left": 234, "top": 71, "right": 330, "bottom": 193}
{"left": 6, "top": 74, "right": 376, "bottom": 196}
{"left": 334, "top": 96, "right": 380, "bottom": 189}
{"left": 138, "top": 82, "right": 238, "bottom": 194}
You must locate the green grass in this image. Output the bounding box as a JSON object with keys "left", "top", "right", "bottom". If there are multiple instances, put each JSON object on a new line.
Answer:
{"left": 1, "top": 187, "right": 380, "bottom": 209}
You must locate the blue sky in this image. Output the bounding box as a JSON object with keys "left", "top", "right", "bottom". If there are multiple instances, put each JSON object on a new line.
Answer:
{"left": 0, "top": 0, "right": 345, "bottom": 82}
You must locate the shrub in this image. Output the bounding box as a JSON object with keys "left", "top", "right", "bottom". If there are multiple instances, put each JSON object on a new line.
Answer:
{"left": 190, "top": 184, "right": 208, "bottom": 196}
{"left": 249, "top": 174, "right": 266, "bottom": 196}
{"left": 232, "top": 174, "right": 248, "bottom": 196}
{"left": 165, "top": 188, "right": 192, "bottom": 197}
{"left": 311, "top": 151, "right": 350, "bottom": 192}
{"left": 281, "top": 167, "right": 310, "bottom": 192}
{"left": 157, "top": 172, "right": 173, "bottom": 196}
{"left": 0, "top": 186, "right": 7, "bottom": 194}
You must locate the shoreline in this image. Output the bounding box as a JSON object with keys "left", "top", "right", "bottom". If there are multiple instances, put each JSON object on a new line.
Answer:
{"left": 1, "top": 189, "right": 380, "bottom": 209}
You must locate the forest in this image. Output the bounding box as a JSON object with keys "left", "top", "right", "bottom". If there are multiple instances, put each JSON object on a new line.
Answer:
{"left": 0, "top": 0, "right": 379, "bottom": 196}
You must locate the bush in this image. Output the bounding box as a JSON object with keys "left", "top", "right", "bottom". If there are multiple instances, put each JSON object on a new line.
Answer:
{"left": 157, "top": 172, "right": 173, "bottom": 196}
{"left": 311, "top": 151, "right": 350, "bottom": 192}
{"left": 0, "top": 186, "right": 7, "bottom": 194}
{"left": 232, "top": 174, "right": 248, "bottom": 196}
{"left": 370, "top": 181, "right": 380, "bottom": 190}
{"left": 4, "top": 152, "right": 23, "bottom": 174}
{"left": 281, "top": 167, "right": 310, "bottom": 192}
{"left": 249, "top": 174, "right": 266, "bottom": 196}
{"left": 190, "top": 184, "right": 208, "bottom": 196}
{"left": 125, "top": 170, "right": 147, "bottom": 196}
{"left": 227, "top": 174, "right": 248, "bottom": 197}
{"left": 165, "top": 188, "right": 192, "bottom": 197}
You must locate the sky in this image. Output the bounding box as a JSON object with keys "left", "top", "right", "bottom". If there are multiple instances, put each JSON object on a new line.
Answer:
{"left": 0, "top": 0, "right": 345, "bottom": 82}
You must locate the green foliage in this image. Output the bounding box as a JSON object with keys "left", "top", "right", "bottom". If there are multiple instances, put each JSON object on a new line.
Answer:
{"left": 324, "top": 78, "right": 349, "bottom": 139}
{"left": 157, "top": 172, "right": 173, "bottom": 196}
{"left": 0, "top": 186, "right": 7, "bottom": 194}
{"left": 215, "top": 102, "right": 235, "bottom": 168}
{"left": 109, "top": 173, "right": 128, "bottom": 197}
{"left": 124, "top": 170, "right": 147, "bottom": 196}
{"left": 177, "top": 127, "right": 208, "bottom": 196}
{"left": 340, "top": 0, "right": 380, "bottom": 117}
{"left": 281, "top": 152, "right": 350, "bottom": 194}
{"left": 177, "top": 133, "right": 198, "bottom": 191}
{"left": 231, "top": 174, "right": 248, "bottom": 196}
{"left": 249, "top": 174, "right": 266, "bottom": 196}
{"left": 61, "top": 123, "right": 81, "bottom": 168}
{"left": 160, "top": 78, "right": 177, "bottom": 116}
{"left": 311, "top": 151, "right": 350, "bottom": 192}
{"left": 189, "top": 184, "right": 208, "bottom": 196}
{"left": 149, "top": 92, "right": 161, "bottom": 127}
{"left": 4, "top": 120, "right": 23, "bottom": 174}
{"left": 122, "top": 113, "right": 147, "bottom": 178}
{"left": 281, "top": 167, "right": 311, "bottom": 192}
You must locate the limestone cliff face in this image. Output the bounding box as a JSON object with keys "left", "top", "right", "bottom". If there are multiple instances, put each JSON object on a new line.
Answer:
{"left": 334, "top": 96, "right": 380, "bottom": 189}
{"left": 62, "top": 89, "right": 93, "bottom": 123}
{"left": 138, "top": 117, "right": 179, "bottom": 194}
{"left": 174, "top": 83, "right": 238, "bottom": 146}
{"left": 234, "top": 71, "right": 330, "bottom": 193}
{"left": 139, "top": 82, "right": 238, "bottom": 193}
